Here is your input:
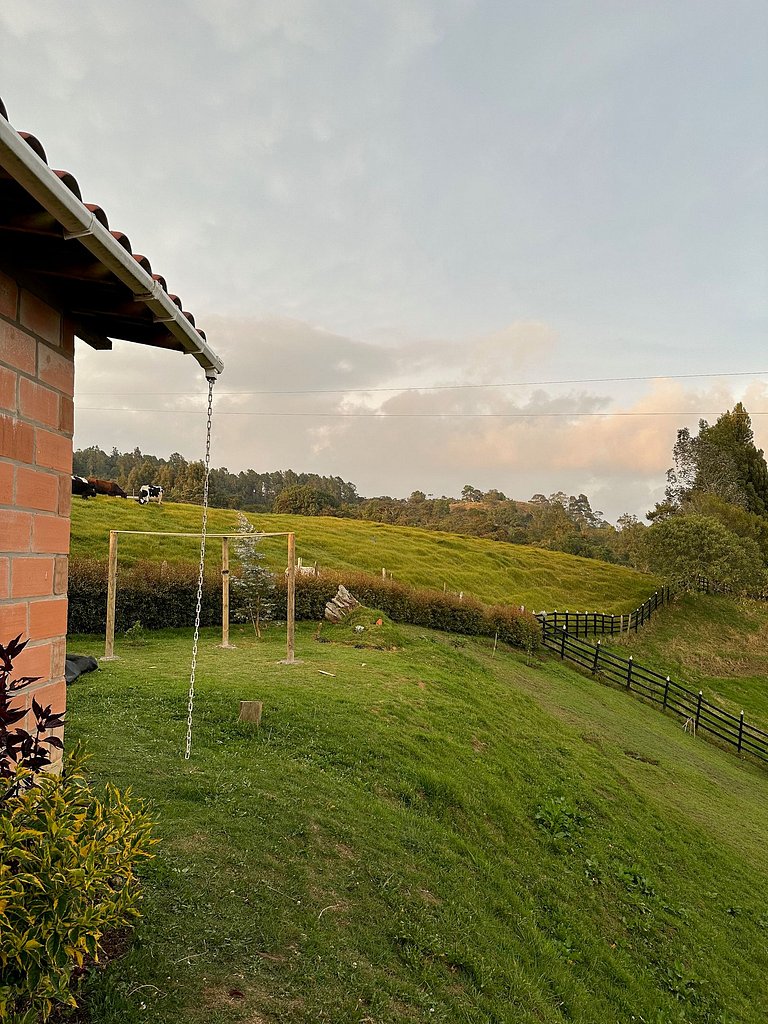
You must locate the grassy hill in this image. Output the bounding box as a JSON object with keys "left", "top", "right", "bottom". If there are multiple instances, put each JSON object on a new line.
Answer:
{"left": 66, "top": 622, "right": 768, "bottom": 1024}
{"left": 70, "top": 498, "right": 659, "bottom": 612}
{"left": 609, "top": 592, "right": 768, "bottom": 734}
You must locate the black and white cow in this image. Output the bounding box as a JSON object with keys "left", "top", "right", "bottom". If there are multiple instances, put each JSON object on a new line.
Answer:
{"left": 71, "top": 475, "right": 97, "bottom": 499}
{"left": 138, "top": 484, "right": 164, "bottom": 505}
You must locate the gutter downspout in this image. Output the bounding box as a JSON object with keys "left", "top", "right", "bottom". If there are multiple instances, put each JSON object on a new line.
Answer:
{"left": 0, "top": 115, "right": 223, "bottom": 376}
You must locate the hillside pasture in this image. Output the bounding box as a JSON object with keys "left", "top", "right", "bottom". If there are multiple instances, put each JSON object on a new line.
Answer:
{"left": 70, "top": 499, "right": 659, "bottom": 612}
{"left": 65, "top": 623, "right": 768, "bottom": 1024}
{"left": 610, "top": 592, "right": 768, "bottom": 734}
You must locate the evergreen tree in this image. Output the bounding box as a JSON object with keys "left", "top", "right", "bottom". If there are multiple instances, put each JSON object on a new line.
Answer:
{"left": 231, "top": 514, "right": 276, "bottom": 638}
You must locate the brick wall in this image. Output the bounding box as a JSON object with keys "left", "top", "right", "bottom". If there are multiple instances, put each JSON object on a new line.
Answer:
{"left": 0, "top": 269, "right": 74, "bottom": 762}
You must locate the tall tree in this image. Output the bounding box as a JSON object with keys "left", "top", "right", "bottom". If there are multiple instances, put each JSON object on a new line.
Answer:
{"left": 701, "top": 403, "right": 768, "bottom": 516}
{"left": 642, "top": 513, "right": 764, "bottom": 592}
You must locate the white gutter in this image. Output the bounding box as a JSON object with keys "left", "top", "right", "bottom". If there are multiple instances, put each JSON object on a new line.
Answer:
{"left": 0, "top": 115, "right": 223, "bottom": 376}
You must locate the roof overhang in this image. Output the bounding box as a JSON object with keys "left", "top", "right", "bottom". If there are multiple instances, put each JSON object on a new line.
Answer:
{"left": 0, "top": 97, "right": 223, "bottom": 375}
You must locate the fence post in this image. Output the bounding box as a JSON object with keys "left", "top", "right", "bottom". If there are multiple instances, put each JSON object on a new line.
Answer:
{"left": 565, "top": 610, "right": 569, "bottom": 633}
{"left": 634, "top": 609, "right": 639, "bottom": 633}
{"left": 220, "top": 536, "right": 235, "bottom": 649}
{"left": 626, "top": 656, "right": 633, "bottom": 690}
{"left": 695, "top": 690, "right": 703, "bottom": 733}
{"left": 560, "top": 626, "right": 567, "bottom": 659}
{"left": 663, "top": 676, "right": 670, "bottom": 711}
{"left": 285, "top": 532, "right": 296, "bottom": 664}
{"left": 612, "top": 614, "right": 616, "bottom": 635}
{"left": 738, "top": 710, "right": 745, "bottom": 753}
{"left": 103, "top": 530, "right": 119, "bottom": 661}
{"left": 592, "top": 639, "right": 601, "bottom": 674}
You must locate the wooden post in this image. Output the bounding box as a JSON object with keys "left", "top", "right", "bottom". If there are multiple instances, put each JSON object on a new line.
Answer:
{"left": 663, "top": 676, "right": 670, "bottom": 711}
{"left": 592, "top": 639, "right": 601, "bottom": 674}
{"left": 626, "top": 656, "right": 633, "bottom": 689}
{"left": 382, "top": 567, "right": 386, "bottom": 579}
{"left": 737, "top": 710, "right": 745, "bottom": 753}
{"left": 103, "top": 530, "right": 119, "bottom": 661}
{"left": 560, "top": 626, "right": 567, "bottom": 659}
{"left": 238, "top": 700, "right": 263, "bottom": 726}
{"left": 695, "top": 690, "right": 703, "bottom": 733}
{"left": 220, "top": 537, "right": 235, "bottom": 649}
{"left": 286, "top": 532, "right": 296, "bottom": 664}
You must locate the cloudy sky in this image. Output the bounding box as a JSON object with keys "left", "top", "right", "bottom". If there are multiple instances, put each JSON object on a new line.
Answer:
{"left": 2, "top": 1, "right": 767, "bottom": 519}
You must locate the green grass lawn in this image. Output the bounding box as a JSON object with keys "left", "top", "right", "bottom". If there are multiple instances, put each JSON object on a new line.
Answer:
{"left": 608, "top": 592, "right": 768, "bottom": 735}
{"left": 65, "top": 623, "right": 768, "bottom": 1024}
{"left": 70, "top": 498, "right": 659, "bottom": 612}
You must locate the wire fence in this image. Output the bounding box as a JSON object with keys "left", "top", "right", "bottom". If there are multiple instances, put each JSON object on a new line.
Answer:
{"left": 541, "top": 623, "right": 768, "bottom": 766}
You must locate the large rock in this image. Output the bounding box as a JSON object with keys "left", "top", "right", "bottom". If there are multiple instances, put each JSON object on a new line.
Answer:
{"left": 324, "top": 584, "right": 360, "bottom": 623}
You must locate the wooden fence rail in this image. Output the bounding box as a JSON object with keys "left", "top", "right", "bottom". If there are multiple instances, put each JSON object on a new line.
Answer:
{"left": 537, "top": 585, "right": 673, "bottom": 636}
{"left": 541, "top": 624, "right": 768, "bottom": 766}
{"left": 535, "top": 576, "right": 768, "bottom": 639}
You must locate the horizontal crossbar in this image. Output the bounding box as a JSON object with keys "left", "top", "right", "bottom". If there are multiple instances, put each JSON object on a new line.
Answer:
{"left": 108, "top": 530, "right": 291, "bottom": 538}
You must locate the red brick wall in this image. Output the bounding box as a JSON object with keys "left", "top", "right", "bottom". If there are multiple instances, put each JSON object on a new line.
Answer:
{"left": 0, "top": 270, "right": 74, "bottom": 762}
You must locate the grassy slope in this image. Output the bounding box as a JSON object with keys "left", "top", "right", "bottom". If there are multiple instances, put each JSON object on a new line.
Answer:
{"left": 70, "top": 498, "right": 658, "bottom": 612}
{"left": 609, "top": 592, "right": 768, "bottom": 734}
{"left": 66, "top": 624, "right": 768, "bottom": 1024}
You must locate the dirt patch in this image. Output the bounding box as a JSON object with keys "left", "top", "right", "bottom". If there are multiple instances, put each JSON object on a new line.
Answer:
{"left": 581, "top": 732, "right": 603, "bottom": 749}
{"left": 471, "top": 735, "right": 487, "bottom": 753}
{"left": 203, "top": 983, "right": 273, "bottom": 1022}
{"left": 419, "top": 887, "right": 443, "bottom": 906}
{"left": 623, "top": 749, "right": 661, "bottom": 766}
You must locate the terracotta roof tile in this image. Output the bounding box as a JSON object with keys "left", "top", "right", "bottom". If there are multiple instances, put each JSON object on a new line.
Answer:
{"left": 0, "top": 95, "right": 216, "bottom": 361}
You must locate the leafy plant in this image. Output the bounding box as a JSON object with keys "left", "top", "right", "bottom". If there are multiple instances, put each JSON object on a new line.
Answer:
{"left": 1, "top": 634, "right": 65, "bottom": 801}
{"left": 0, "top": 751, "right": 157, "bottom": 1023}
{"left": 123, "top": 620, "right": 148, "bottom": 646}
{"left": 534, "top": 795, "right": 587, "bottom": 842}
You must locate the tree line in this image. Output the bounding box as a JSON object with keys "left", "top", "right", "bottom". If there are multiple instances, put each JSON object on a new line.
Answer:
{"left": 72, "top": 446, "right": 359, "bottom": 509}
{"left": 74, "top": 402, "right": 768, "bottom": 590}
{"left": 72, "top": 445, "right": 629, "bottom": 562}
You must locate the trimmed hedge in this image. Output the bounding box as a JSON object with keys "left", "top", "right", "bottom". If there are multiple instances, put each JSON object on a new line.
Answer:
{"left": 67, "top": 558, "right": 223, "bottom": 634}
{"left": 68, "top": 559, "right": 540, "bottom": 651}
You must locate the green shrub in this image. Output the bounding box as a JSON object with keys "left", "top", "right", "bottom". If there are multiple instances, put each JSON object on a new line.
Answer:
{"left": 67, "top": 560, "right": 541, "bottom": 652}
{"left": 0, "top": 754, "right": 156, "bottom": 1023}
{"left": 68, "top": 557, "right": 222, "bottom": 634}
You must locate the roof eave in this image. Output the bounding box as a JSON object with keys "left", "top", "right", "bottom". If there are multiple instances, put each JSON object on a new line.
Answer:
{"left": 0, "top": 113, "right": 223, "bottom": 376}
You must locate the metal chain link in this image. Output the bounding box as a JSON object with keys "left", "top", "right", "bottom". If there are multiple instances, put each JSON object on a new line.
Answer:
{"left": 185, "top": 375, "right": 215, "bottom": 760}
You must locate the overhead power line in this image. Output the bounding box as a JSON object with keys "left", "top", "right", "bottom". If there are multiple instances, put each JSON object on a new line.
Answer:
{"left": 76, "top": 408, "right": 768, "bottom": 419}
{"left": 77, "top": 368, "right": 768, "bottom": 398}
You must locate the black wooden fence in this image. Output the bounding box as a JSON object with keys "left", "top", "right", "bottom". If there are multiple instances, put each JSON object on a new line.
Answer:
{"left": 541, "top": 623, "right": 768, "bottom": 765}
{"left": 537, "top": 585, "right": 673, "bottom": 637}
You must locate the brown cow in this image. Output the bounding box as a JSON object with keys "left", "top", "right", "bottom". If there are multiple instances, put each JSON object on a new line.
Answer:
{"left": 88, "top": 477, "right": 127, "bottom": 498}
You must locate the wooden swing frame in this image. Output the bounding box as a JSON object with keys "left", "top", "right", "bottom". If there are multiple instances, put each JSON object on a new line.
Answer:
{"left": 102, "top": 529, "right": 297, "bottom": 662}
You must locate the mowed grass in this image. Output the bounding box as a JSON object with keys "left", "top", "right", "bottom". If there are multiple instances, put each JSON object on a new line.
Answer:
{"left": 70, "top": 498, "right": 658, "bottom": 612}
{"left": 65, "top": 624, "right": 768, "bottom": 1024}
{"left": 610, "top": 592, "right": 768, "bottom": 734}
